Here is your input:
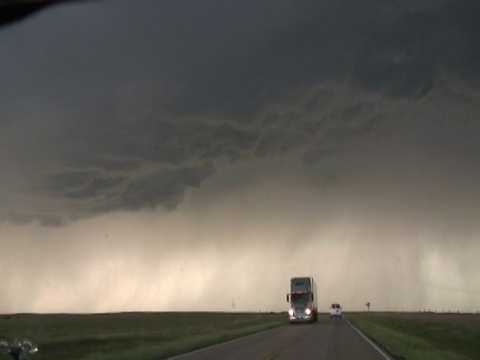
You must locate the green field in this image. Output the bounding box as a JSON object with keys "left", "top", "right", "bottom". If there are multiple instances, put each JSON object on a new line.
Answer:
{"left": 4, "top": 311, "right": 478, "bottom": 360}
{"left": 0, "top": 312, "right": 286, "bottom": 360}
{"left": 348, "top": 312, "right": 480, "bottom": 360}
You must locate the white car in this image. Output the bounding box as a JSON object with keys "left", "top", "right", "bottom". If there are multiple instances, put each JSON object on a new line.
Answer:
{"left": 330, "top": 303, "right": 343, "bottom": 318}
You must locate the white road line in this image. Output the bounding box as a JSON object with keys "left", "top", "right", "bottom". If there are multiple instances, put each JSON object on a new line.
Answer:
{"left": 347, "top": 320, "right": 391, "bottom": 360}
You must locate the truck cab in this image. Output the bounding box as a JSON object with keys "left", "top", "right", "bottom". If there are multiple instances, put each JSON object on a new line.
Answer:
{"left": 286, "top": 277, "right": 318, "bottom": 323}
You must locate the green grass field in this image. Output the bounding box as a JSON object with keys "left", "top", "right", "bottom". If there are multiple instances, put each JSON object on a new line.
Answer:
{"left": 0, "top": 312, "right": 286, "bottom": 360}
{"left": 5, "top": 311, "right": 478, "bottom": 360}
{"left": 348, "top": 312, "right": 480, "bottom": 360}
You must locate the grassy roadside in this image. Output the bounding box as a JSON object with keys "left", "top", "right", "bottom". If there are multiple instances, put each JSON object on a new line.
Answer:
{"left": 80, "top": 320, "right": 284, "bottom": 360}
{"left": 348, "top": 312, "right": 480, "bottom": 360}
{"left": 0, "top": 312, "right": 287, "bottom": 360}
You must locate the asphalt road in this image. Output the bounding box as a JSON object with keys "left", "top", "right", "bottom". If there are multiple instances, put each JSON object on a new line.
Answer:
{"left": 169, "top": 315, "right": 391, "bottom": 360}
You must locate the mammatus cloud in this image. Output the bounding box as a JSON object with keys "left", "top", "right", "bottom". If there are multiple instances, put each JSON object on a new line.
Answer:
{"left": 0, "top": 0, "right": 479, "bottom": 226}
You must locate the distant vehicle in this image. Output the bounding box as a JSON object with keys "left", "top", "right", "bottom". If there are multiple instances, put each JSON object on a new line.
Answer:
{"left": 286, "top": 276, "right": 318, "bottom": 323}
{"left": 329, "top": 303, "right": 343, "bottom": 319}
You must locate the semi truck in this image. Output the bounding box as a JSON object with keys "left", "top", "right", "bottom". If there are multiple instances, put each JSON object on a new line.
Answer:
{"left": 286, "top": 276, "right": 318, "bottom": 323}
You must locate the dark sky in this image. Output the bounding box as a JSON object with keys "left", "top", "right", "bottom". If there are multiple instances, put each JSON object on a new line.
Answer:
{"left": 0, "top": 0, "right": 479, "bottom": 313}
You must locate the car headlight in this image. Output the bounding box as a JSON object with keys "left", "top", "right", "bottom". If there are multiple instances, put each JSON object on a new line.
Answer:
{"left": 288, "top": 309, "right": 294, "bottom": 316}
{"left": 305, "top": 308, "right": 312, "bottom": 315}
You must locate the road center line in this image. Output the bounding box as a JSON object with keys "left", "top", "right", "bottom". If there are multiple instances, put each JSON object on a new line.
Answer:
{"left": 263, "top": 327, "right": 310, "bottom": 360}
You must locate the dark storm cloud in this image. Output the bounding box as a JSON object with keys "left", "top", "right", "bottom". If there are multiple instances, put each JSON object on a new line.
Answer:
{"left": 108, "top": 162, "right": 215, "bottom": 212}
{"left": 436, "top": 0, "right": 480, "bottom": 84}
{"left": 351, "top": 10, "right": 438, "bottom": 97}
{"left": 50, "top": 172, "right": 125, "bottom": 200}
{"left": 1, "top": 0, "right": 479, "bottom": 225}
{"left": 341, "top": 101, "right": 377, "bottom": 123}
{"left": 56, "top": 153, "right": 140, "bottom": 173}
{"left": 43, "top": 162, "right": 215, "bottom": 218}
{"left": 1, "top": 212, "right": 65, "bottom": 227}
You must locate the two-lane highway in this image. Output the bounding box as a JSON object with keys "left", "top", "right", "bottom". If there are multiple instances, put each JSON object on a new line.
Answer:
{"left": 169, "top": 315, "right": 391, "bottom": 360}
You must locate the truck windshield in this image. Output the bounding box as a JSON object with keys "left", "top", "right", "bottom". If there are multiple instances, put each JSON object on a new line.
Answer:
{"left": 291, "top": 280, "right": 311, "bottom": 293}
{"left": 291, "top": 293, "right": 310, "bottom": 304}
